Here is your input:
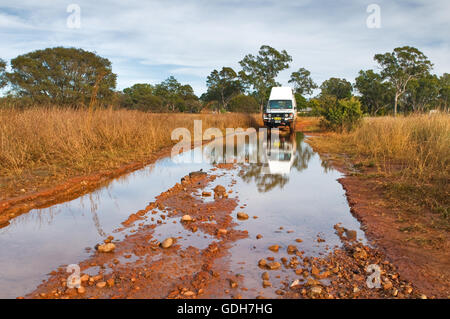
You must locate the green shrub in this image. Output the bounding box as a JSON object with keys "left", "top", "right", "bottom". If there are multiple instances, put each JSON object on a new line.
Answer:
{"left": 316, "top": 95, "right": 363, "bottom": 132}
{"left": 228, "top": 94, "right": 259, "bottom": 113}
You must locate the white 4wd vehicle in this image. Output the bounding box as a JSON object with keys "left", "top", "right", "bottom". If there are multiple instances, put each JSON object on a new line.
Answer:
{"left": 263, "top": 87, "right": 297, "bottom": 131}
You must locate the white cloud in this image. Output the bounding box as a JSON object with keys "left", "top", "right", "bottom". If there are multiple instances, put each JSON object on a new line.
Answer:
{"left": 0, "top": 0, "right": 448, "bottom": 94}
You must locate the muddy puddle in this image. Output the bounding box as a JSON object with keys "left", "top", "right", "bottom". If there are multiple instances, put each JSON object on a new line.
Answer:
{"left": 0, "top": 132, "right": 366, "bottom": 299}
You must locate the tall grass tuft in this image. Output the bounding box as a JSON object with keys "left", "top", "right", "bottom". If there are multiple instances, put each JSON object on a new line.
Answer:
{"left": 311, "top": 113, "right": 449, "bottom": 219}
{"left": 0, "top": 107, "right": 260, "bottom": 185}
{"left": 341, "top": 114, "right": 449, "bottom": 181}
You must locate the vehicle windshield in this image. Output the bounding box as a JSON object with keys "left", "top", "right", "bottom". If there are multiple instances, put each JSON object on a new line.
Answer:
{"left": 268, "top": 100, "right": 293, "bottom": 109}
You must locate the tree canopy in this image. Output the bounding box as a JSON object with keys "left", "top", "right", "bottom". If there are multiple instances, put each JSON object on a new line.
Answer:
{"left": 121, "top": 83, "right": 163, "bottom": 111}
{"left": 320, "top": 77, "right": 353, "bottom": 100}
{"left": 205, "top": 67, "right": 243, "bottom": 111}
{"left": 239, "top": 45, "right": 292, "bottom": 109}
{"left": 374, "top": 46, "right": 432, "bottom": 116}
{"left": 0, "top": 59, "right": 7, "bottom": 90}
{"left": 7, "top": 47, "right": 117, "bottom": 106}
{"left": 354, "top": 70, "right": 394, "bottom": 115}
{"left": 228, "top": 94, "right": 259, "bottom": 113}
{"left": 288, "top": 67, "right": 317, "bottom": 96}
{"left": 121, "top": 77, "right": 199, "bottom": 113}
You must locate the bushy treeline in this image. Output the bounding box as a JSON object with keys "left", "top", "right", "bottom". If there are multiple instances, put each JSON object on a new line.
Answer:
{"left": 0, "top": 46, "right": 448, "bottom": 119}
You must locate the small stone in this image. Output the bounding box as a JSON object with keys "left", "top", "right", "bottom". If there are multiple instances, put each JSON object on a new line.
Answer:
{"left": 267, "top": 262, "right": 281, "bottom": 270}
{"left": 353, "top": 247, "right": 368, "bottom": 260}
{"left": 287, "top": 245, "right": 298, "bottom": 254}
{"left": 104, "top": 236, "right": 114, "bottom": 244}
{"left": 311, "top": 266, "right": 320, "bottom": 277}
{"left": 77, "top": 286, "right": 86, "bottom": 294}
{"left": 184, "top": 291, "right": 195, "bottom": 297}
{"left": 383, "top": 280, "right": 393, "bottom": 290}
{"left": 310, "top": 286, "right": 322, "bottom": 295}
{"left": 262, "top": 272, "right": 269, "bottom": 281}
{"left": 295, "top": 238, "right": 303, "bottom": 243}
{"left": 290, "top": 279, "right": 301, "bottom": 288}
{"left": 202, "top": 191, "right": 212, "bottom": 197}
{"left": 262, "top": 280, "right": 272, "bottom": 288}
{"left": 96, "top": 282, "right": 106, "bottom": 289}
{"left": 80, "top": 274, "right": 90, "bottom": 282}
{"left": 181, "top": 215, "right": 193, "bottom": 222}
{"left": 268, "top": 245, "right": 280, "bottom": 252}
{"left": 256, "top": 234, "right": 263, "bottom": 239}
{"left": 345, "top": 229, "right": 357, "bottom": 241}
{"left": 420, "top": 294, "right": 427, "bottom": 299}
{"left": 97, "top": 243, "right": 116, "bottom": 253}
{"left": 213, "top": 185, "right": 226, "bottom": 197}
{"left": 217, "top": 229, "right": 228, "bottom": 235}
{"left": 229, "top": 280, "right": 238, "bottom": 288}
{"left": 161, "top": 237, "right": 174, "bottom": 249}
{"left": 237, "top": 212, "right": 249, "bottom": 220}
{"left": 107, "top": 278, "right": 115, "bottom": 287}
{"left": 258, "top": 259, "right": 267, "bottom": 267}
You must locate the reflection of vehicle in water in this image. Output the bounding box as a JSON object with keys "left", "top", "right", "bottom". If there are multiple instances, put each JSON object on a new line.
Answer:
{"left": 263, "top": 133, "right": 296, "bottom": 175}
{"left": 240, "top": 132, "right": 314, "bottom": 193}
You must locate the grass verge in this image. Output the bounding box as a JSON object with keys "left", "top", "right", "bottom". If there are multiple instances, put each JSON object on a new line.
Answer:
{"left": 0, "top": 107, "right": 261, "bottom": 199}
{"left": 309, "top": 114, "right": 449, "bottom": 235}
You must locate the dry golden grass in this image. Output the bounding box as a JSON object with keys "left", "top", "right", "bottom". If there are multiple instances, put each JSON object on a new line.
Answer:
{"left": 314, "top": 114, "right": 449, "bottom": 180}
{"left": 310, "top": 113, "right": 450, "bottom": 220}
{"left": 0, "top": 107, "right": 261, "bottom": 196}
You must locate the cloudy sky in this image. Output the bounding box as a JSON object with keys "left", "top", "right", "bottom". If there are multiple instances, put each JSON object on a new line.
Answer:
{"left": 0, "top": 0, "right": 449, "bottom": 95}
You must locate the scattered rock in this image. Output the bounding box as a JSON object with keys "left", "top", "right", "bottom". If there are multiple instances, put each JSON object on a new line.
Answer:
{"left": 353, "top": 247, "right": 368, "bottom": 260}
{"left": 77, "top": 286, "right": 86, "bottom": 294}
{"left": 96, "top": 282, "right": 106, "bottom": 289}
{"left": 184, "top": 291, "right": 196, "bottom": 297}
{"left": 383, "top": 280, "right": 393, "bottom": 290}
{"left": 104, "top": 236, "right": 114, "bottom": 244}
{"left": 181, "top": 215, "right": 193, "bottom": 222}
{"left": 268, "top": 245, "right": 280, "bottom": 252}
{"left": 267, "top": 262, "right": 281, "bottom": 270}
{"left": 107, "top": 278, "right": 115, "bottom": 287}
{"left": 202, "top": 191, "right": 212, "bottom": 197}
{"left": 237, "top": 212, "right": 249, "bottom": 220}
{"left": 261, "top": 272, "right": 269, "bottom": 281}
{"left": 161, "top": 237, "right": 174, "bottom": 249}
{"left": 287, "top": 245, "right": 297, "bottom": 254}
{"left": 217, "top": 229, "right": 228, "bottom": 235}
{"left": 258, "top": 259, "right": 267, "bottom": 268}
{"left": 256, "top": 234, "right": 263, "bottom": 239}
{"left": 290, "top": 279, "right": 301, "bottom": 288}
{"left": 345, "top": 229, "right": 357, "bottom": 241}
{"left": 262, "top": 280, "right": 272, "bottom": 288}
{"left": 189, "top": 171, "right": 207, "bottom": 179}
{"left": 213, "top": 185, "right": 226, "bottom": 198}
{"left": 97, "top": 243, "right": 116, "bottom": 253}
{"left": 310, "top": 286, "right": 322, "bottom": 295}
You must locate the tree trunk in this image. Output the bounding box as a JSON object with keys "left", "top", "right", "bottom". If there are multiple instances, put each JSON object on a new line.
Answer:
{"left": 394, "top": 93, "right": 399, "bottom": 117}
